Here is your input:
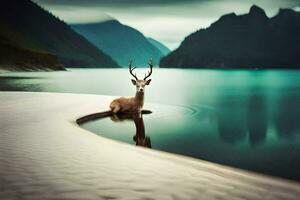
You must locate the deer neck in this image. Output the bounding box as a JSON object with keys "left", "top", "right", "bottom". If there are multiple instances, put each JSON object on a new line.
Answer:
{"left": 135, "top": 92, "right": 144, "bottom": 107}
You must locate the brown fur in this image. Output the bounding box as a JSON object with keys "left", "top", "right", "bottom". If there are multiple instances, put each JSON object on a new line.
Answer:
{"left": 110, "top": 91, "right": 144, "bottom": 114}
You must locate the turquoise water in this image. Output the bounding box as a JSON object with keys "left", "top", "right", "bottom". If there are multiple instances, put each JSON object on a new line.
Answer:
{"left": 1, "top": 69, "right": 300, "bottom": 181}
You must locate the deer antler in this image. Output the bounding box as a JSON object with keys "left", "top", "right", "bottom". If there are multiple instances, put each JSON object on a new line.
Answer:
{"left": 144, "top": 59, "right": 153, "bottom": 80}
{"left": 129, "top": 60, "right": 138, "bottom": 80}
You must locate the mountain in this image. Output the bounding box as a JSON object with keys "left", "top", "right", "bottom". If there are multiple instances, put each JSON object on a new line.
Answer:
{"left": 160, "top": 5, "right": 300, "bottom": 69}
{"left": 0, "top": 40, "right": 64, "bottom": 72}
{"left": 147, "top": 37, "right": 170, "bottom": 56}
{"left": 0, "top": 0, "right": 119, "bottom": 69}
{"left": 0, "top": 21, "right": 65, "bottom": 71}
{"left": 71, "top": 20, "right": 164, "bottom": 67}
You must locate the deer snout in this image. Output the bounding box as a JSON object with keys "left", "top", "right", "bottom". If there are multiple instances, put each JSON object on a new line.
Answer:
{"left": 139, "top": 88, "right": 144, "bottom": 92}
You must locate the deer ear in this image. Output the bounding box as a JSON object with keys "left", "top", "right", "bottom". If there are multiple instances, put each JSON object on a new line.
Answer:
{"left": 131, "top": 79, "right": 136, "bottom": 85}
{"left": 145, "top": 79, "right": 151, "bottom": 85}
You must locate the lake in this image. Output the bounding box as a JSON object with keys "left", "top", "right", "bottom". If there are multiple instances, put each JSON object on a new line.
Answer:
{"left": 1, "top": 68, "right": 300, "bottom": 181}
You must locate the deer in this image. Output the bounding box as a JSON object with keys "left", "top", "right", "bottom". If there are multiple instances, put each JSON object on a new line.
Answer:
{"left": 109, "top": 60, "right": 153, "bottom": 114}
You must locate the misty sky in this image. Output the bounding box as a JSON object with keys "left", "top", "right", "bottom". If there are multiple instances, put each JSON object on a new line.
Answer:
{"left": 33, "top": 0, "right": 300, "bottom": 49}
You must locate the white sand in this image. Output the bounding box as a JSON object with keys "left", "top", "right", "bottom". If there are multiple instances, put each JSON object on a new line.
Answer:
{"left": 0, "top": 92, "right": 299, "bottom": 200}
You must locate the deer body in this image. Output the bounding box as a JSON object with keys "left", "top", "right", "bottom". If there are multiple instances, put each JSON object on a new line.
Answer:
{"left": 110, "top": 60, "right": 152, "bottom": 114}
{"left": 110, "top": 92, "right": 144, "bottom": 113}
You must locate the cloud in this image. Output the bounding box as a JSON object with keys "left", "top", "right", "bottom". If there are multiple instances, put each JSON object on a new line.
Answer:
{"left": 34, "top": 0, "right": 214, "bottom": 7}
{"left": 33, "top": 0, "right": 300, "bottom": 8}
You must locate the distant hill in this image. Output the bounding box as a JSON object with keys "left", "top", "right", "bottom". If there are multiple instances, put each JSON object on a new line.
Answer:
{"left": 0, "top": 40, "right": 64, "bottom": 71}
{"left": 0, "top": 0, "right": 119, "bottom": 70}
{"left": 71, "top": 20, "right": 164, "bottom": 67}
{"left": 160, "top": 5, "right": 300, "bottom": 69}
{"left": 147, "top": 37, "right": 170, "bottom": 56}
{"left": 0, "top": 24, "right": 64, "bottom": 71}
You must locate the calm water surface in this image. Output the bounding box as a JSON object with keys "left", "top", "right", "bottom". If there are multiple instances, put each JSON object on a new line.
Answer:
{"left": 1, "top": 69, "right": 300, "bottom": 181}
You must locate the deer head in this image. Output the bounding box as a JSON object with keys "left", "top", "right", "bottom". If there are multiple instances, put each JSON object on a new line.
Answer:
{"left": 129, "top": 60, "right": 153, "bottom": 93}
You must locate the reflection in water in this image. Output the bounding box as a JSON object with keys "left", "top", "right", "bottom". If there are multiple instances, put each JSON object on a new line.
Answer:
{"left": 275, "top": 95, "right": 300, "bottom": 139}
{"left": 217, "top": 94, "right": 268, "bottom": 146}
{"left": 217, "top": 100, "right": 247, "bottom": 144}
{"left": 247, "top": 95, "right": 267, "bottom": 146}
{"left": 110, "top": 113, "right": 151, "bottom": 148}
{"left": 0, "top": 76, "right": 43, "bottom": 91}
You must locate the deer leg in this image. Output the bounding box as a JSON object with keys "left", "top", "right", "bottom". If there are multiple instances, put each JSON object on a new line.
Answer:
{"left": 111, "top": 105, "right": 121, "bottom": 114}
{"left": 110, "top": 101, "right": 121, "bottom": 114}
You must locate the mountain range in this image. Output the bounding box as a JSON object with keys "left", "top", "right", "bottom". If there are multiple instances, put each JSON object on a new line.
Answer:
{"left": 0, "top": 0, "right": 119, "bottom": 71}
{"left": 71, "top": 20, "right": 168, "bottom": 67}
{"left": 160, "top": 5, "right": 300, "bottom": 69}
{"left": 147, "top": 37, "right": 170, "bottom": 56}
{"left": 2, "top": 1, "right": 298, "bottom": 71}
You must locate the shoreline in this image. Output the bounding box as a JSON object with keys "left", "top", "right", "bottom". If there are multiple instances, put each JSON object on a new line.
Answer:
{"left": 0, "top": 67, "right": 11, "bottom": 74}
{"left": 0, "top": 92, "right": 299, "bottom": 199}
{"left": 0, "top": 66, "right": 66, "bottom": 74}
